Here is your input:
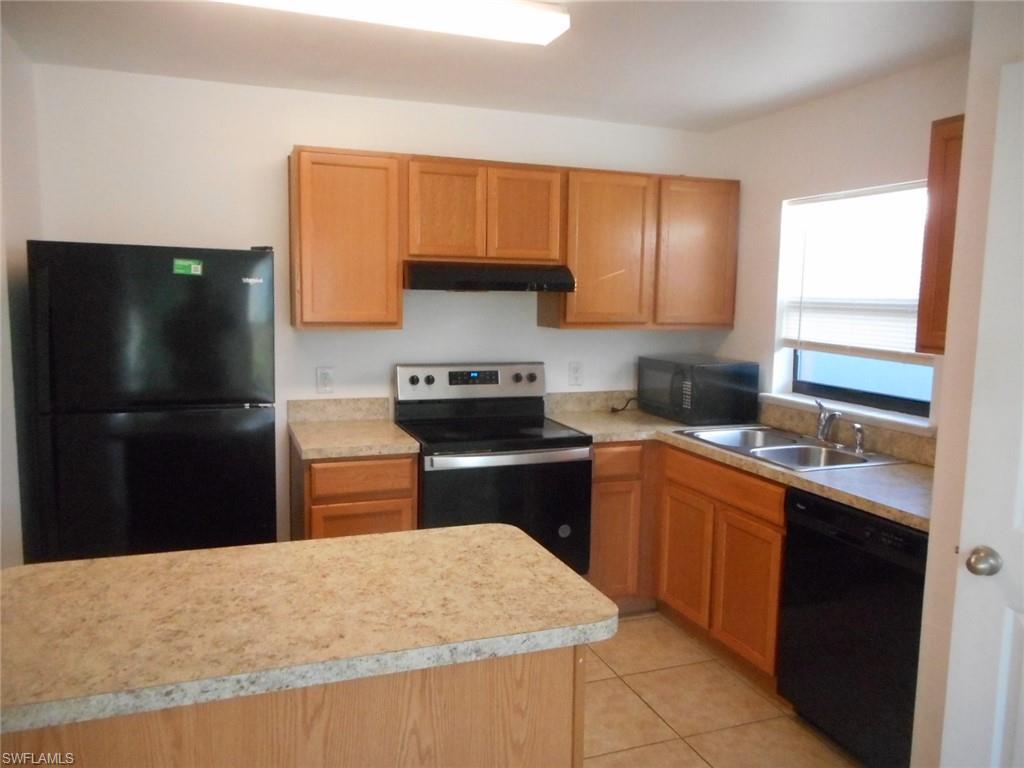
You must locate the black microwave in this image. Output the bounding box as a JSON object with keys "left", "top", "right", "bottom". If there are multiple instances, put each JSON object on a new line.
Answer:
{"left": 637, "top": 353, "right": 759, "bottom": 425}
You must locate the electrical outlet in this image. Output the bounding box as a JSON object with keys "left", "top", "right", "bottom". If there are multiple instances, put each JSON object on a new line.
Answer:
{"left": 568, "top": 361, "right": 584, "bottom": 387}
{"left": 315, "top": 366, "right": 334, "bottom": 394}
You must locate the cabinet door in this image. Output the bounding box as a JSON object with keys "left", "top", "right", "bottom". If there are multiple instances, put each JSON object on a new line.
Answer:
{"left": 310, "top": 498, "right": 415, "bottom": 539}
{"left": 916, "top": 114, "right": 964, "bottom": 353}
{"left": 657, "top": 481, "right": 714, "bottom": 627}
{"left": 588, "top": 480, "right": 642, "bottom": 598}
{"left": 486, "top": 168, "right": 562, "bottom": 262}
{"left": 291, "top": 151, "right": 401, "bottom": 326}
{"left": 409, "top": 161, "right": 486, "bottom": 257}
{"left": 565, "top": 171, "right": 657, "bottom": 324}
{"left": 710, "top": 505, "right": 783, "bottom": 675}
{"left": 655, "top": 178, "right": 739, "bottom": 326}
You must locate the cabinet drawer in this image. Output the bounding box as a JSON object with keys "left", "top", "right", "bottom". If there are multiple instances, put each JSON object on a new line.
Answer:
{"left": 593, "top": 444, "right": 644, "bottom": 481}
{"left": 663, "top": 448, "right": 784, "bottom": 526}
{"left": 310, "top": 498, "right": 415, "bottom": 539}
{"left": 310, "top": 456, "right": 416, "bottom": 502}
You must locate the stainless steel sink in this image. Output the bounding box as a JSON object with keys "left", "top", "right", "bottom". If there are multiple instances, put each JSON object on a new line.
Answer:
{"left": 749, "top": 444, "right": 868, "bottom": 470}
{"left": 675, "top": 425, "right": 904, "bottom": 472}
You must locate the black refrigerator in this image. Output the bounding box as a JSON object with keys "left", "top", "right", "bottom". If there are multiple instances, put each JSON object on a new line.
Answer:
{"left": 26, "top": 240, "right": 277, "bottom": 563}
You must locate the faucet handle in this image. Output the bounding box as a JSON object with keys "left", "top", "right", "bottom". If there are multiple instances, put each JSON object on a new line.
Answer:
{"left": 852, "top": 423, "right": 865, "bottom": 454}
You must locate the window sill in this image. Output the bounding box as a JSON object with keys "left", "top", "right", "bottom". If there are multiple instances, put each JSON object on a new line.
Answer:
{"left": 759, "top": 392, "right": 937, "bottom": 437}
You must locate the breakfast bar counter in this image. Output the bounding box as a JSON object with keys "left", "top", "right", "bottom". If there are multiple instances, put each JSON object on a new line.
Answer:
{"left": 1, "top": 524, "right": 617, "bottom": 766}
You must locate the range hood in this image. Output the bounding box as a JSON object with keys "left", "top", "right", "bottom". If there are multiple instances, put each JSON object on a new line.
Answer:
{"left": 405, "top": 262, "right": 576, "bottom": 292}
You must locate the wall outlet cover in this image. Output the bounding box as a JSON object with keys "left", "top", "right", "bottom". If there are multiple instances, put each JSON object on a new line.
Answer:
{"left": 568, "top": 361, "right": 584, "bottom": 387}
{"left": 316, "top": 366, "right": 335, "bottom": 394}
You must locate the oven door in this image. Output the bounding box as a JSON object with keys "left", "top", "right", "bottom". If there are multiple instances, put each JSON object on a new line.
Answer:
{"left": 420, "top": 446, "right": 592, "bottom": 574}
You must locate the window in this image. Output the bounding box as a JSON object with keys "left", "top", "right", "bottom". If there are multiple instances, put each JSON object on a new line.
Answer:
{"left": 779, "top": 183, "right": 933, "bottom": 416}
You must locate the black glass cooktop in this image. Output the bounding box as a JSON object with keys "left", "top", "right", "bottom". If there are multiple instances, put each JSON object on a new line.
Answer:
{"left": 396, "top": 416, "right": 591, "bottom": 456}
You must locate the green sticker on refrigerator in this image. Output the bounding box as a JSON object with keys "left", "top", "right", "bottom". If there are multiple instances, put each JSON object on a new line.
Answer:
{"left": 172, "top": 258, "right": 203, "bottom": 276}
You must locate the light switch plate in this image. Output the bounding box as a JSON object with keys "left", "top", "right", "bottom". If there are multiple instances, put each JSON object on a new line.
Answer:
{"left": 316, "top": 366, "right": 335, "bottom": 394}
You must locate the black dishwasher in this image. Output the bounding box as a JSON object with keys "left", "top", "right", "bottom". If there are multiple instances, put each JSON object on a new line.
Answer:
{"left": 778, "top": 488, "right": 928, "bottom": 768}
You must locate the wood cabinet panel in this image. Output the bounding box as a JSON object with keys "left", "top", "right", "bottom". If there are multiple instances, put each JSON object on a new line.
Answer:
{"left": 309, "top": 457, "right": 416, "bottom": 502}
{"left": 564, "top": 171, "right": 657, "bottom": 324}
{"left": 487, "top": 167, "right": 562, "bottom": 262}
{"left": 657, "top": 481, "right": 714, "bottom": 627}
{"left": 290, "top": 150, "right": 402, "bottom": 326}
{"left": 916, "top": 114, "right": 964, "bottom": 354}
{"left": 663, "top": 448, "right": 784, "bottom": 526}
{"left": 710, "top": 505, "right": 783, "bottom": 675}
{"left": 409, "top": 161, "right": 486, "bottom": 257}
{"left": 656, "top": 178, "right": 739, "bottom": 326}
{"left": 593, "top": 444, "right": 644, "bottom": 481}
{"left": 311, "top": 498, "right": 415, "bottom": 539}
{"left": 589, "top": 479, "right": 642, "bottom": 598}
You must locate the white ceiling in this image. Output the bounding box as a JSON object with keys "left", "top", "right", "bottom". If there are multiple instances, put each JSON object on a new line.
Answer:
{"left": 1, "top": 1, "right": 972, "bottom": 131}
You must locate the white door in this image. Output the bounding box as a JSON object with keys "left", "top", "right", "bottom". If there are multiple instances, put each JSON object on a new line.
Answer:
{"left": 940, "top": 61, "right": 1024, "bottom": 767}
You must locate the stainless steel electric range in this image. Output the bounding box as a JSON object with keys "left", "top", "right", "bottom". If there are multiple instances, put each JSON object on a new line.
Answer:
{"left": 394, "top": 362, "right": 592, "bottom": 574}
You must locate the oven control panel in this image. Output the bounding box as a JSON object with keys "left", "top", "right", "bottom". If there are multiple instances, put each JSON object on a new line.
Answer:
{"left": 396, "top": 363, "right": 545, "bottom": 401}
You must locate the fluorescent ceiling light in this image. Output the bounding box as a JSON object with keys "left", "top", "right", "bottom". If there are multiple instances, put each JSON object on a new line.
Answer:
{"left": 214, "top": 0, "right": 571, "bottom": 45}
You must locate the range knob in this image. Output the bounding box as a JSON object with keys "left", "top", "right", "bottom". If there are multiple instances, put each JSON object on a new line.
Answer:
{"left": 526, "top": 372, "right": 538, "bottom": 383}
{"left": 424, "top": 374, "right": 435, "bottom": 385}
{"left": 513, "top": 373, "right": 523, "bottom": 383}
{"left": 408, "top": 375, "right": 420, "bottom": 386}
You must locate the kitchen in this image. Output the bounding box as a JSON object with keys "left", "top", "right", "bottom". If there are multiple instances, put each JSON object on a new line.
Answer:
{"left": 1, "top": 2, "right": 1022, "bottom": 767}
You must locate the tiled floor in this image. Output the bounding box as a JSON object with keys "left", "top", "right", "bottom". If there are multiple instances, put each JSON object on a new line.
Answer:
{"left": 584, "top": 613, "right": 858, "bottom": 767}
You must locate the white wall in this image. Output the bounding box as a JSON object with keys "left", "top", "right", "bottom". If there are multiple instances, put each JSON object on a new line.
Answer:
{"left": 1, "top": 29, "right": 42, "bottom": 567}
{"left": 704, "top": 53, "right": 969, "bottom": 387}
{"left": 913, "top": 4, "right": 1024, "bottom": 765}
{"left": 18, "top": 64, "right": 727, "bottom": 541}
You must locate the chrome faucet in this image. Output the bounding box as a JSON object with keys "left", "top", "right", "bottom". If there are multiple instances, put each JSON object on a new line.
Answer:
{"left": 814, "top": 399, "right": 842, "bottom": 443}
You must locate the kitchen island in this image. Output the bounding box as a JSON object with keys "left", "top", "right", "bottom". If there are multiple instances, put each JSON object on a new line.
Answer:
{"left": 1, "top": 524, "right": 617, "bottom": 767}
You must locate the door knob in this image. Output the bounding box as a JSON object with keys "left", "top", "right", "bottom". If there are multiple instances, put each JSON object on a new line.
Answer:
{"left": 965, "top": 546, "right": 1003, "bottom": 576}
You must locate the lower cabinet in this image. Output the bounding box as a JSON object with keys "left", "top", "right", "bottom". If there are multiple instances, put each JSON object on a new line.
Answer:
{"left": 657, "top": 447, "right": 785, "bottom": 675}
{"left": 292, "top": 453, "right": 418, "bottom": 539}
{"left": 588, "top": 444, "right": 645, "bottom": 600}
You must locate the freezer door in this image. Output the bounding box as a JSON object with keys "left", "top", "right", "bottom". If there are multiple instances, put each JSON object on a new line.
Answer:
{"left": 29, "top": 241, "right": 274, "bottom": 410}
{"left": 29, "top": 407, "right": 276, "bottom": 562}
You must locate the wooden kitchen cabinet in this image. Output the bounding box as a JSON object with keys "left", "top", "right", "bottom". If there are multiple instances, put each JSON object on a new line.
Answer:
{"left": 657, "top": 446, "right": 785, "bottom": 675}
{"left": 561, "top": 171, "right": 658, "bottom": 324}
{"left": 409, "top": 161, "right": 487, "bottom": 258}
{"left": 916, "top": 114, "right": 964, "bottom": 354}
{"left": 289, "top": 148, "right": 404, "bottom": 327}
{"left": 656, "top": 178, "right": 739, "bottom": 326}
{"left": 409, "top": 161, "right": 563, "bottom": 263}
{"left": 588, "top": 443, "right": 657, "bottom": 604}
{"left": 710, "top": 504, "right": 783, "bottom": 673}
{"left": 292, "top": 454, "right": 417, "bottom": 540}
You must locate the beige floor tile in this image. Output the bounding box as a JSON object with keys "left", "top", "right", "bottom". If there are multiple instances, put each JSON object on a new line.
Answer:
{"left": 685, "top": 716, "right": 857, "bottom": 768}
{"left": 624, "top": 660, "right": 780, "bottom": 737}
{"left": 590, "top": 615, "right": 714, "bottom": 676}
{"left": 584, "top": 678, "right": 676, "bottom": 757}
{"left": 583, "top": 739, "right": 709, "bottom": 768}
{"left": 584, "top": 646, "right": 616, "bottom": 681}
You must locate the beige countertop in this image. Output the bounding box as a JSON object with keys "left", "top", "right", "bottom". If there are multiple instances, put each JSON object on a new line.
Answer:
{"left": 1, "top": 524, "right": 617, "bottom": 733}
{"left": 549, "top": 410, "right": 932, "bottom": 532}
{"left": 289, "top": 419, "right": 419, "bottom": 460}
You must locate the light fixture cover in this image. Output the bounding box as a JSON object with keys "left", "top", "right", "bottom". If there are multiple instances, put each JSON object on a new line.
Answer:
{"left": 215, "top": 0, "right": 571, "bottom": 45}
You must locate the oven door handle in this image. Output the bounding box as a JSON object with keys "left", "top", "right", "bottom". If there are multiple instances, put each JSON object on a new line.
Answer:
{"left": 424, "top": 446, "right": 592, "bottom": 471}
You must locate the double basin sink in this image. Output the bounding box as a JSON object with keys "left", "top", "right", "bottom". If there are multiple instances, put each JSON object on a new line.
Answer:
{"left": 677, "top": 425, "right": 905, "bottom": 472}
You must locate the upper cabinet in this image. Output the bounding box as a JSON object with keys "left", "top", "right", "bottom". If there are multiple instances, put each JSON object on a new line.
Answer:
{"left": 409, "top": 161, "right": 487, "bottom": 258}
{"left": 539, "top": 172, "right": 739, "bottom": 329}
{"left": 655, "top": 178, "right": 739, "bottom": 326}
{"left": 916, "top": 114, "right": 964, "bottom": 354}
{"left": 409, "top": 161, "right": 563, "bottom": 263}
{"left": 561, "top": 171, "right": 658, "bottom": 325}
{"left": 289, "top": 148, "right": 404, "bottom": 328}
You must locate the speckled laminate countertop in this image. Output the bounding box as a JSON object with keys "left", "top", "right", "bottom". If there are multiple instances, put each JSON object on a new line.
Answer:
{"left": 0, "top": 524, "right": 617, "bottom": 733}
{"left": 548, "top": 410, "right": 932, "bottom": 532}
{"left": 289, "top": 419, "right": 419, "bottom": 460}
